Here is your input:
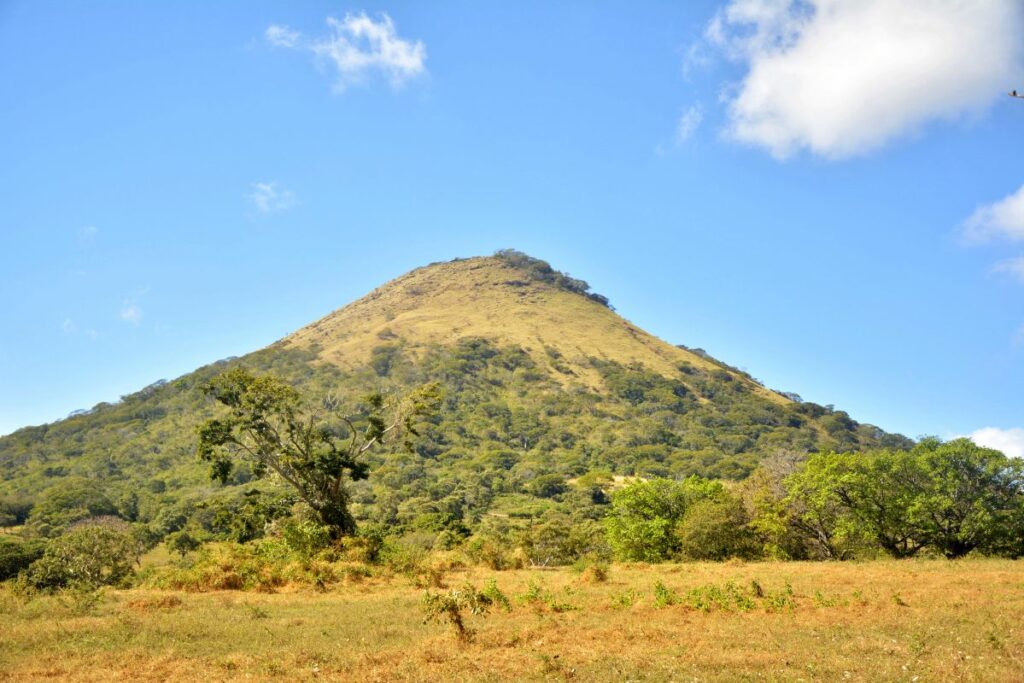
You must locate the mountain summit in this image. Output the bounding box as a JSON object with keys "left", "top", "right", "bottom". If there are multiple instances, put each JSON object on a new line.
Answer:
{"left": 285, "top": 251, "right": 780, "bottom": 401}
{"left": 0, "top": 251, "right": 909, "bottom": 535}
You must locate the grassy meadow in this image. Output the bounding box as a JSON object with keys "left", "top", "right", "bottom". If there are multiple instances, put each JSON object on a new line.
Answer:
{"left": 2, "top": 559, "right": 1022, "bottom": 682}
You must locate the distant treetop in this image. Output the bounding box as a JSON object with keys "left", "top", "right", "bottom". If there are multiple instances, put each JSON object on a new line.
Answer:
{"left": 493, "top": 249, "right": 612, "bottom": 309}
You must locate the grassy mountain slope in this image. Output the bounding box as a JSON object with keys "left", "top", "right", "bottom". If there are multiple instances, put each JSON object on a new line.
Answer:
{"left": 0, "top": 251, "right": 911, "bottom": 538}
{"left": 285, "top": 254, "right": 780, "bottom": 402}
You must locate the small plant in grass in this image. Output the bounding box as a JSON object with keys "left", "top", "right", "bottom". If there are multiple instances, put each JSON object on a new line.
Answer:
{"left": 517, "top": 579, "right": 547, "bottom": 606}
{"left": 763, "top": 581, "right": 795, "bottom": 612}
{"left": 653, "top": 580, "right": 680, "bottom": 608}
{"left": 422, "top": 582, "right": 492, "bottom": 643}
{"left": 57, "top": 582, "right": 104, "bottom": 615}
{"left": 812, "top": 590, "right": 846, "bottom": 608}
{"left": 684, "top": 581, "right": 756, "bottom": 612}
{"left": 572, "top": 557, "right": 609, "bottom": 583}
{"left": 482, "top": 578, "right": 512, "bottom": 612}
{"left": 516, "top": 579, "right": 575, "bottom": 612}
{"left": 243, "top": 602, "right": 270, "bottom": 620}
{"left": 891, "top": 591, "right": 909, "bottom": 607}
{"left": 610, "top": 588, "right": 642, "bottom": 609}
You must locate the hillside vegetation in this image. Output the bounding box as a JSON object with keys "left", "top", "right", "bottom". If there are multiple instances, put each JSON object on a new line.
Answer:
{"left": 0, "top": 252, "right": 909, "bottom": 545}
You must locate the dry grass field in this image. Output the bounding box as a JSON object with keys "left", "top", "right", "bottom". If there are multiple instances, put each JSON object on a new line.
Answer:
{"left": 2, "top": 559, "right": 1022, "bottom": 682}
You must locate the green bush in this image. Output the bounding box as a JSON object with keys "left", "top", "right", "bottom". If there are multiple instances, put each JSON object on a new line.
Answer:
{"left": 0, "top": 536, "right": 45, "bottom": 581}
{"left": 24, "top": 524, "right": 142, "bottom": 590}
{"left": 676, "top": 495, "right": 759, "bottom": 560}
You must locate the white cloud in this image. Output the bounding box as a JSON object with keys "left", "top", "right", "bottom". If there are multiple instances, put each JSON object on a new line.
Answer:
{"left": 266, "top": 13, "right": 427, "bottom": 92}
{"left": 118, "top": 286, "right": 149, "bottom": 326}
{"left": 993, "top": 256, "right": 1024, "bottom": 283}
{"left": 962, "top": 184, "right": 1024, "bottom": 243}
{"left": 675, "top": 105, "right": 704, "bottom": 143}
{"left": 248, "top": 181, "right": 295, "bottom": 214}
{"left": 120, "top": 304, "right": 142, "bottom": 325}
{"left": 970, "top": 427, "right": 1024, "bottom": 458}
{"left": 61, "top": 318, "right": 77, "bottom": 334}
{"left": 705, "top": 0, "right": 1024, "bottom": 159}
{"left": 266, "top": 24, "right": 300, "bottom": 49}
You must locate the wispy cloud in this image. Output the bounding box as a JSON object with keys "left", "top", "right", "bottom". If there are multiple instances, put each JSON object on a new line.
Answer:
{"left": 61, "top": 318, "right": 98, "bottom": 339}
{"left": 700, "top": 0, "right": 1023, "bottom": 160}
{"left": 266, "top": 13, "right": 427, "bottom": 92}
{"left": 970, "top": 426, "right": 1024, "bottom": 458}
{"left": 119, "top": 286, "right": 149, "bottom": 326}
{"left": 248, "top": 181, "right": 295, "bottom": 214}
{"left": 266, "top": 24, "right": 300, "bottom": 49}
{"left": 120, "top": 304, "right": 142, "bottom": 325}
{"left": 962, "top": 184, "right": 1024, "bottom": 244}
{"left": 993, "top": 256, "right": 1024, "bottom": 283}
{"left": 675, "top": 105, "right": 704, "bottom": 144}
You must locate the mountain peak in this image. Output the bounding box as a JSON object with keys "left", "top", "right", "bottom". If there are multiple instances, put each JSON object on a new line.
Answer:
{"left": 284, "top": 251, "right": 773, "bottom": 398}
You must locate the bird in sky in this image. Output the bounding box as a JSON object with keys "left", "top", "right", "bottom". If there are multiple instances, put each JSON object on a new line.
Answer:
{"left": 1011, "top": 89, "right": 1024, "bottom": 99}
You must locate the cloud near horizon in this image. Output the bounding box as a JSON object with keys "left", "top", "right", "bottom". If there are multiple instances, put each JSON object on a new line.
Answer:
{"left": 266, "top": 13, "right": 427, "bottom": 92}
{"left": 704, "top": 0, "right": 1023, "bottom": 160}
{"left": 970, "top": 427, "right": 1024, "bottom": 459}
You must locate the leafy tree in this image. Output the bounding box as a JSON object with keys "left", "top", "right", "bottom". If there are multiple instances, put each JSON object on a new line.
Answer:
{"left": 909, "top": 438, "right": 1024, "bottom": 558}
{"left": 197, "top": 368, "right": 441, "bottom": 537}
{"left": 26, "top": 479, "right": 120, "bottom": 537}
{"left": 784, "top": 440, "right": 1024, "bottom": 559}
{"left": 782, "top": 455, "right": 866, "bottom": 560}
{"left": 676, "top": 494, "right": 759, "bottom": 560}
{"left": 164, "top": 530, "right": 201, "bottom": 558}
{"left": 830, "top": 450, "right": 926, "bottom": 558}
{"left": 0, "top": 496, "right": 34, "bottom": 527}
{"left": 605, "top": 477, "right": 723, "bottom": 561}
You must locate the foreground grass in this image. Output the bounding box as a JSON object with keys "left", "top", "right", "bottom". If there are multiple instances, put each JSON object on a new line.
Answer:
{"left": 1, "top": 559, "right": 1022, "bottom": 682}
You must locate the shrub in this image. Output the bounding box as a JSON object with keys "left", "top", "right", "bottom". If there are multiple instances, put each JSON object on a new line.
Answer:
{"left": 422, "top": 582, "right": 493, "bottom": 642}
{"left": 25, "top": 525, "right": 142, "bottom": 590}
{"left": 0, "top": 537, "right": 45, "bottom": 581}
{"left": 281, "top": 519, "right": 332, "bottom": 559}
{"left": 676, "top": 495, "right": 759, "bottom": 561}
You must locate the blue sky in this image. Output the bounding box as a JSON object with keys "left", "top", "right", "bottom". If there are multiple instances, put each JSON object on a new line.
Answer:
{"left": 1, "top": 1, "right": 1023, "bottom": 455}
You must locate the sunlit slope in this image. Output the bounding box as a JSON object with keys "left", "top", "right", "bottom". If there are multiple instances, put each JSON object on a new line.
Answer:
{"left": 0, "top": 251, "right": 910, "bottom": 521}
{"left": 285, "top": 256, "right": 784, "bottom": 402}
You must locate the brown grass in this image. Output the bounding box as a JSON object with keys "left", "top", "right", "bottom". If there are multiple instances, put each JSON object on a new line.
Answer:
{"left": 2, "top": 559, "right": 1022, "bottom": 681}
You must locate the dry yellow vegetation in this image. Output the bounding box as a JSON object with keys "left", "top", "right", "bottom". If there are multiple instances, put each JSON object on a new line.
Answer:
{"left": 2, "top": 559, "right": 1022, "bottom": 681}
{"left": 284, "top": 256, "right": 785, "bottom": 403}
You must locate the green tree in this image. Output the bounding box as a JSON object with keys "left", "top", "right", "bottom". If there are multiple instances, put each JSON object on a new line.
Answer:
{"left": 783, "top": 454, "right": 866, "bottom": 559}
{"left": 605, "top": 476, "right": 723, "bottom": 561}
{"left": 909, "top": 438, "right": 1024, "bottom": 558}
{"left": 26, "top": 479, "right": 120, "bottom": 537}
{"left": 676, "top": 493, "right": 759, "bottom": 560}
{"left": 164, "top": 530, "right": 201, "bottom": 559}
{"left": 197, "top": 368, "right": 441, "bottom": 538}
